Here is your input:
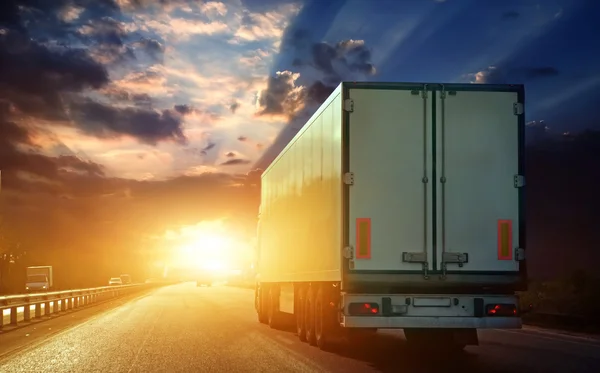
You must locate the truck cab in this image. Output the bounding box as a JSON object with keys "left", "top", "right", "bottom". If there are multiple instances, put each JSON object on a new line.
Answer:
{"left": 26, "top": 274, "right": 49, "bottom": 292}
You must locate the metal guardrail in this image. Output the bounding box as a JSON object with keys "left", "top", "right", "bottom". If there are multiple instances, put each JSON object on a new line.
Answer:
{"left": 0, "top": 283, "right": 161, "bottom": 329}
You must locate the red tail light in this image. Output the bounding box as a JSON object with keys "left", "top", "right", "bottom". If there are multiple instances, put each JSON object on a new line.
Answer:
{"left": 486, "top": 304, "right": 518, "bottom": 316}
{"left": 348, "top": 302, "right": 379, "bottom": 315}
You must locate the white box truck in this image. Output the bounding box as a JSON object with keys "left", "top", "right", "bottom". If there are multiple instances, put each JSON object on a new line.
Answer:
{"left": 254, "top": 82, "right": 527, "bottom": 351}
{"left": 26, "top": 266, "right": 53, "bottom": 292}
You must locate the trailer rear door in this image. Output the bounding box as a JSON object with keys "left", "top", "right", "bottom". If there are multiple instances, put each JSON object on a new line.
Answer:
{"left": 346, "top": 86, "right": 434, "bottom": 272}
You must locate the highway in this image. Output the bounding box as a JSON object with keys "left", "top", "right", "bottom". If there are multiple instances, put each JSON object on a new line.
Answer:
{"left": 1, "top": 283, "right": 599, "bottom": 373}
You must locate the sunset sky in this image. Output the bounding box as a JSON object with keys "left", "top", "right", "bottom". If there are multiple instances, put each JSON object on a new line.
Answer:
{"left": 1, "top": 0, "right": 599, "bottom": 277}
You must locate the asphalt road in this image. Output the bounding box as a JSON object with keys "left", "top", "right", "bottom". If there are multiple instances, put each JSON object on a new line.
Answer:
{"left": 1, "top": 283, "right": 599, "bottom": 373}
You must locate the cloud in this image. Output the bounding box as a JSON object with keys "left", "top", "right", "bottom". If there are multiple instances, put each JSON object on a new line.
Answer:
{"left": 0, "top": 31, "right": 109, "bottom": 121}
{"left": 253, "top": 33, "right": 377, "bottom": 169}
{"left": 255, "top": 33, "right": 376, "bottom": 120}
{"left": 225, "top": 152, "right": 236, "bottom": 157}
{"left": 220, "top": 158, "right": 251, "bottom": 166}
{"left": 255, "top": 70, "right": 305, "bottom": 118}
{"left": 467, "top": 65, "right": 560, "bottom": 84}
{"left": 0, "top": 113, "right": 105, "bottom": 195}
{"left": 232, "top": 3, "right": 301, "bottom": 46}
{"left": 230, "top": 101, "right": 240, "bottom": 113}
{"left": 132, "top": 38, "right": 165, "bottom": 60}
{"left": 200, "top": 1, "right": 229, "bottom": 17}
{"left": 69, "top": 99, "right": 187, "bottom": 145}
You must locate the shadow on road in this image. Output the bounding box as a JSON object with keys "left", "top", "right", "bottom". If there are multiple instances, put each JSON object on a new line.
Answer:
{"left": 274, "top": 314, "right": 505, "bottom": 373}
{"left": 330, "top": 334, "right": 498, "bottom": 373}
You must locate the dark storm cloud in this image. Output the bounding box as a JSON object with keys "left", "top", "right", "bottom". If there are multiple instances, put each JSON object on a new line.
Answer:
{"left": 256, "top": 71, "right": 305, "bottom": 117}
{"left": 256, "top": 31, "right": 376, "bottom": 119}
{"left": 284, "top": 29, "right": 376, "bottom": 78}
{"left": 475, "top": 66, "right": 560, "bottom": 84}
{"left": 0, "top": 30, "right": 109, "bottom": 120}
{"left": 174, "top": 104, "right": 193, "bottom": 115}
{"left": 230, "top": 101, "right": 240, "bottom": 114}
{"left": 225, "top": 152, "right": 236, "bottom": 158}
{"left": 220, "top": 158, "right": 251, "bottom": 166}
{"left": 305, "top": 80, "right": 336, "bottom": 105}
{"left": 237, "top": 136, "right": 248, "bottom": 142}
{"left": 70, "top": 99, "right": 187, "bottom": 145}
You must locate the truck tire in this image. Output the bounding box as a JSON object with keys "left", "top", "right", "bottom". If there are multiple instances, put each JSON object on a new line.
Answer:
{"left": 314, "top": 286, "right": 334, "bottom": 351}
{"left": 256, "top": 285, "right": 268, "bottom": 324}
{"left": 304, "top": 285, "right": 317, "bottom": 346}
{"left": 267, "top": 286, "right": 280, "bottom": 329}
{"left": 296, "top": 286, "right": 307, "bottom": 342}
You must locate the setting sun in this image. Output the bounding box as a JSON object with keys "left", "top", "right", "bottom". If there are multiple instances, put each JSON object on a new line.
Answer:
{"left": 165, "top": 220, "right": 248, "bottom": 274}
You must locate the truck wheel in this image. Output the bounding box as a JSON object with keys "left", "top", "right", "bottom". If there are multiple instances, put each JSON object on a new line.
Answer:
{"left": 305, "top": 285, "right": 317, "bottom": 346}
{"left": 296, "top": 286, "right": 307, "bottom": 342}
{"left": 314, "top": 286, "right": 334, "bottom": 350}
{"left": 267, "top": 286, "right": 280, "bottom": 329}
{"left": 257, "top": 285, "right": 268, "bottom": 324}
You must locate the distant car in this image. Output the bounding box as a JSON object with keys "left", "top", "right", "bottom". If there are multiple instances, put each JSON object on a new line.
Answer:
{"left": 109, "top": 277, "right": 123, "bottom": 286}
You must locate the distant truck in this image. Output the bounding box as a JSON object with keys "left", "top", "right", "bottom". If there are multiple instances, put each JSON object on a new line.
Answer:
{"left": 120, "top": 274, "right": 132, "bottom": 284}
{"left": 26, "top": 266, "right": 53, "bottom": 292}
{"left": 255, "top": 82, "right": 527, "bottom": 351}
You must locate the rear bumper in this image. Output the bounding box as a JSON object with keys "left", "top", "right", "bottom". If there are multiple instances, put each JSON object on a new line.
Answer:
{"left": 342, "top": 315, "right": 521, "bottom": 329}
{"left": 341, "top": 293, "right": 522, "bottom": 329}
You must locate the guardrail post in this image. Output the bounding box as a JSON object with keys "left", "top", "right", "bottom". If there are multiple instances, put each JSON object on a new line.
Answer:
{"left": 65, "top": 298, "right": 70, "bottom": 310}
{"left": 24, "top": 304, "right": 31, "bottom": 322}
{"left": 35, "top": 303, "right": 42, "bottom": 318}
{"left": 55, "top": 300, "right": 60, "bottom": 313}
{"left": 10, "top": 306, "right": 18, "bottom": 326}
{"left": 45, "top": 301, "right": 50, "bottom": 316}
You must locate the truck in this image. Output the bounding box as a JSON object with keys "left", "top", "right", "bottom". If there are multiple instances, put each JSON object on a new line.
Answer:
{"left": 120, "top": 274, "right": 132, "bottom": 284}
{"left": 254, "top": 82, "right": 527, "bottom": 351}
{"left": 26, "top": 266, "right": 53, "bottom": 292}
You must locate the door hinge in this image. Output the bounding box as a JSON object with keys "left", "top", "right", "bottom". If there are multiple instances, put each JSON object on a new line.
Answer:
{"left": 343, "top": 246, "right": 354, "bottom": 259}
{"left": 343, "top": 98, "right": 354, "bottom": 112}
{"left": 513, "top": 102, "right": 524, "bottom": 115}
{"left": 515, "top": 248, "right": 525, "bottom": 261}
{"left": 514, "top": 174, "right": 525, "bottom": 188}
{"left": 343, "top": 172, "right": 354, "bottom": 185}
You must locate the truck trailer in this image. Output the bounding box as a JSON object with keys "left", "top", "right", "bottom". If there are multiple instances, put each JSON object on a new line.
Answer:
{"left": 26, "top": 266, "right": 53, "bottom": 292}
{"left": 254, "top": 82, "right": 527, "bottom": 350}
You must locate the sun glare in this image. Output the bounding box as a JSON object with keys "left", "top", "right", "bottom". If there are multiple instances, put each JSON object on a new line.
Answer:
{"left": 165, "top": 219, "right": 254, "bottom": 275}
{"left": 172, "top": 226, "right": 235, "bottom": 273}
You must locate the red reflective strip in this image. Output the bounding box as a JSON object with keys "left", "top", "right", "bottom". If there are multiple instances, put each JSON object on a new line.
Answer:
{"left": 497, "top": 219, "right": 513, "bottom": 260}
{"left": 356, "top": 218, "right": 372, "bottom": 259}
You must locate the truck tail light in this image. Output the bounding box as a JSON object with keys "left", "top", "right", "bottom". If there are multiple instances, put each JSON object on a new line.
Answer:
{"left": 486, "top": 304, "right": 517, "bottom": 316}
{"left": 348, "top": 302, "right": 379, "bottom": 315}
